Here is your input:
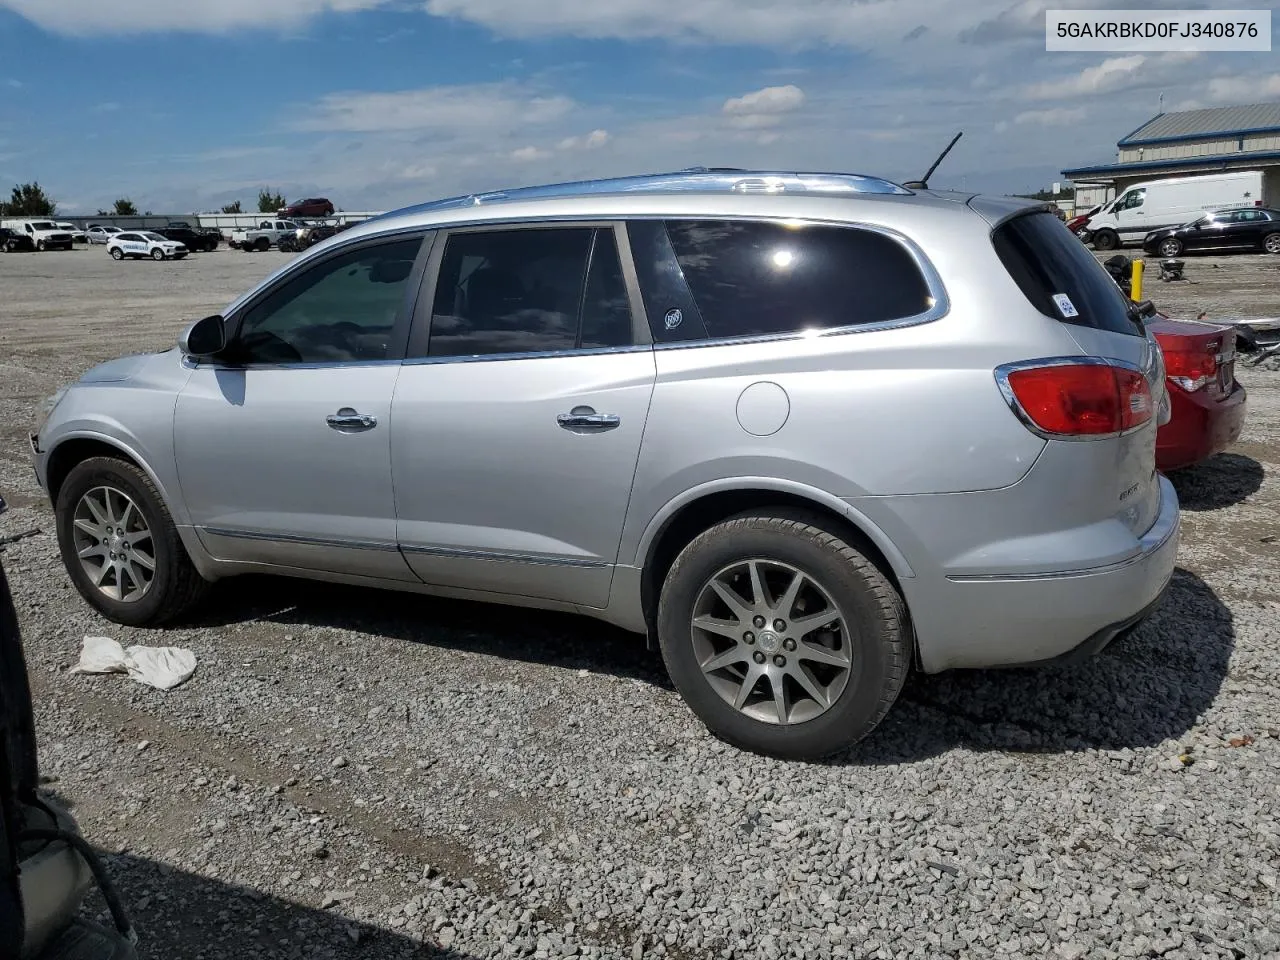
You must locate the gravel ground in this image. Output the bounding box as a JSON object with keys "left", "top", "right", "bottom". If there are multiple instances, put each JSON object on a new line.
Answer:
{"left": 2, "top": 247, "right": 1279, "bottom": 960}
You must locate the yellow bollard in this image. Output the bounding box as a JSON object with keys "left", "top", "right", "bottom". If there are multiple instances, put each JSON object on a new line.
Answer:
{"left": 1131, "top": 258, "right": 1144, "bottom": 303}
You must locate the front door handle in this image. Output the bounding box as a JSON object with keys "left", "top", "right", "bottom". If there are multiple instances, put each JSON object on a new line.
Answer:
{"left": 557, "top": 406, "right": 620, "bottom": 432}
{"left": 327, "top": 407, "right": 378, "bottom": 432}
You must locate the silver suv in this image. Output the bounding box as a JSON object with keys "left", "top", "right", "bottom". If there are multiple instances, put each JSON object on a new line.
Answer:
{"left": 32, "top": 170, "right": 1179, "bottom": 759}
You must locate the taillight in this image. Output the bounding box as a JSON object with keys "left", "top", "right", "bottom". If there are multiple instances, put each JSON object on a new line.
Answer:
{"left": 997, "top": 360, "right": 1153, "bottom": 438}
{"left": 1162, "top": 341, "right": 1219, "bottom": 392}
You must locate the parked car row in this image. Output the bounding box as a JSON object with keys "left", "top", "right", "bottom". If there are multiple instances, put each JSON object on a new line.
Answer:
{"left": 1069, "top": 170, "right": 1276, "bottom": 254}
{"left": 0, "top": 219, "right": 75, "bottom": 251}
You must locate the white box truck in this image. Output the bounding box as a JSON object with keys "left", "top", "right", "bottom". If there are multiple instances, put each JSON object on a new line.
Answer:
{"left": 1086, "top": 170, "right": 1267, "bottom": 251}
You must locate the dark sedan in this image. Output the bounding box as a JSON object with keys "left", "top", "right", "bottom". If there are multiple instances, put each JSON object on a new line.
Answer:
{"left": 1143, "top": 207, "right": 1280, "bottom": 257}
{"left": 279, "top": 197, "right": 335, "bottom": 218}
{"left": 0, "top": 228, "right": 36, "bottom": 252}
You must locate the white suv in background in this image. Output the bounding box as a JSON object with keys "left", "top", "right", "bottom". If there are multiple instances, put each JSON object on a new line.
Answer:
{"left": 106, "top": 231, "right": 188, "bottom": 261}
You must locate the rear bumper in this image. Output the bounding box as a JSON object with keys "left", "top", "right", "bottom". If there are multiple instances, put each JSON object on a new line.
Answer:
{"left": 887, "top": 474, "right": 1180, "bottom": 672}
{"left": 1157, "top": 381, "right": 1247, "bottom": 471}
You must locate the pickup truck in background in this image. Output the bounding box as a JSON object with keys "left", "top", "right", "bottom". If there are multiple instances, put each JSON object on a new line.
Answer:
{"left": 0, "top": 219, "right": 75, "bottom": 251}
{"left": 230, "top": 218, "right": 303, "bottom": 251}
{"left": 153, "top": 222, "right": 220, "bottom": 252}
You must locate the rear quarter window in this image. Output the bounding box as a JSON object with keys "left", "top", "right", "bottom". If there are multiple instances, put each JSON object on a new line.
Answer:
{"left": 629, "top": 219, "right": 935, "bottom": 343}
{"left": 993, "top": 211, "right": 1140, "bottom": 337}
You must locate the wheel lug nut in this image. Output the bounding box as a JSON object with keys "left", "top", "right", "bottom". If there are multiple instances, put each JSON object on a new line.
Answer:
{"left": 743, "top": 632, "right": 756, "bottom": 644}
{"left": 753, "top": 651, "right": 766, "bottom": 665}
{"left": 783, "top": 638, "right": 797, "bottom": 652}
{"left": 773, "top": 655, "right": 786, "bottom": 668}
{"left": 774, "top": 619, "right": 786, "bottom": 631}
{"left": 752, "top": 615, "right": 766, "bottom": 629}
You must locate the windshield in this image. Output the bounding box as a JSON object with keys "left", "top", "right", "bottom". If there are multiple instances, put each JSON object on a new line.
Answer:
{"left": 141, "top": 232, "right": 167, "bottom": 241}
{"left": 31, "top": 221, "right": 56, "bottom": 230}
{"left": 1182, "top": 213, "right": 1212, "bottom": 228}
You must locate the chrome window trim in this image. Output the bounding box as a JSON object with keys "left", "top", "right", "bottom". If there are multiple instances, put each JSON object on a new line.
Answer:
{"left": 202, "top": 527, "right": 401, "bottom": 552}
{"left": 399, "top": 543, "right": 609, "bottom": 568}
{"left": 401, "top": 343, "right": 651, "bottom": 367}
{"left": 993, "top": 356, "right": 1153, "bottom": 442}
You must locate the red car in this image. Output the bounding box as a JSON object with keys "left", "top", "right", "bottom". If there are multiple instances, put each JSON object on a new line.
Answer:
{"left": 278, "top": 197, "right": 335, "bottom": 218}
{"left": 1066, "top": 204, "right": 1101, "bottom": 239}
{"left": 1149, "top": 317, "right": 1247, "bottom": 471}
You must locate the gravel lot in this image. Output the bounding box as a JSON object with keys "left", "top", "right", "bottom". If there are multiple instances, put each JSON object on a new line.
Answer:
{"left": 2, "top": 246, "right": 1278, "bottom": 960}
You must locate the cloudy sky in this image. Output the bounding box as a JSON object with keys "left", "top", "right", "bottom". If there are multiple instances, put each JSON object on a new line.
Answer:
{"left": 0, "top": 0, "right": 1276, "bottom": 214}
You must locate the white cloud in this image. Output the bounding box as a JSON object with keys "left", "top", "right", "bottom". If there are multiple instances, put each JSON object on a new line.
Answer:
{"left": 1022, "top": 51, "right": 1201, "bottom": 101}
{"left": 0, "top": 0, "right": 395, "bottom": 34}
{"left": 722, "top": 84, "right": 805, "bottom": 129}
{"left": 1023, "top": 55, "right": 1146, "bottom": 100}
{"left": 5, "top": 78, "right": 23, "bottom": 88}
{"left": 294, "top": 83, "right": 576, "bottom": 134}
{"left": 1015, "top": 106, "right": 1086, "bottom": 126}
{"left": 510, "top": 145, "right": 552, "bottom": 161}
{"left": 1207, "top": 73, "right": 1280, "bottom": 103}
{"left": 723, "top": 84, "right": 805, "bottom": 116}
{"left": 93, "top": 101, "right": 122, "bottom": 113}
{"left": 558, "top": 129, "right": 610, "bottom": 150}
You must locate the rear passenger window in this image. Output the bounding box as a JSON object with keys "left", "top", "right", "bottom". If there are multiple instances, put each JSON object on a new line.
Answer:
{"left": 426, "top": 227, "right": 632, "bottom": 358}
{"left": 631, "top": 219, "right": 934, "bottom": 342}
{"left": 993, "top": 212, "right": 1141, "bottom": 337}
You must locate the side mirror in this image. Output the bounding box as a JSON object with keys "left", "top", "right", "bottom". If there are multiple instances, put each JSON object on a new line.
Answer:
{"left": 179, "top": 314, "right": 227, "bottom": 358}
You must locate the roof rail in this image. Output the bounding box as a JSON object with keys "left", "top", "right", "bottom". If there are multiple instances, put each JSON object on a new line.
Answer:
{"left": 373, "top": 170, "right": 914, "bottom": 223}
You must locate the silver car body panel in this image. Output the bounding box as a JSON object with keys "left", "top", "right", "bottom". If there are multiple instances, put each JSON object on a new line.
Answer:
{"left": 34, "top": 172, "right": 1179, "bottom": 671}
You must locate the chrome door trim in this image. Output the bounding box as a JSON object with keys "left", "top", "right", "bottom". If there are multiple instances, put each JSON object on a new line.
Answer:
{"left": 398, "top": 543, "right": 609, "bottom": 568}
{"left": 201, "top": 527, "right": 401, "bottom": 552}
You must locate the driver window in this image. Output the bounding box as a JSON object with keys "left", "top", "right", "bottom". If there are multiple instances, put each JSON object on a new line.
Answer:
{"left": 235, "top": 237, "right": 422, "bottom": 365}
{"left": 1125, "top": 190, "right": 1146, "bottom": 210}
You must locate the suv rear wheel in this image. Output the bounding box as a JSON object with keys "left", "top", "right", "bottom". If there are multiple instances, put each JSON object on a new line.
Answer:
{"left": 55, "top": 457, "right": 210, "bottom": 626}
{"left": 657, "top": 511, "right": 908, "bottom": 760}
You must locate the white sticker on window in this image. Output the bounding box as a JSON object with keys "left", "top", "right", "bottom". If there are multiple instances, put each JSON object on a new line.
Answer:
{"left": 1052, "top": 293, "right": 1079, "bottom": 318}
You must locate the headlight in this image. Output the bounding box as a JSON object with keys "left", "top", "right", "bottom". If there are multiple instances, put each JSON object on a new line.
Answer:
{"left": 34, "top": 386, "right": 69, "bottom": 437}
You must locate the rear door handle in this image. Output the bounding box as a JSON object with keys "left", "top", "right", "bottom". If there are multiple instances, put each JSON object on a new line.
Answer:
{"left": 557, "top": 406, "right": 620, "bottom": 432}
{"left": 327, "top": 407, "right": 378, "bottom": 432}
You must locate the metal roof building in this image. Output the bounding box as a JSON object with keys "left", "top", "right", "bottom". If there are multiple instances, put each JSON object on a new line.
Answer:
{"left": 1063, "top": 101, "right": 1280, "bottom": 209}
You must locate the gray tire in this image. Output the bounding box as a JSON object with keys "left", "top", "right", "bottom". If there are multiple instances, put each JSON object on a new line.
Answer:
{"left": 1159, "top": 238, "right": 1183, "bottom": 258}
{"left": 110, "top": 247, "right": 124, "bottom": 261}
{"left": 1264, "top": 233, "right": 1280, "bottom": 255}
{"left": 657, "top": 510, "right": 908, "bottom": 760}
{"left": 1092, "top": 230, "right": 1119, "bottom": 252}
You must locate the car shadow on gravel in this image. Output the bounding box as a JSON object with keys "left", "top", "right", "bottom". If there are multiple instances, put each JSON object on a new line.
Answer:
{"left": 83, "top": 850, "right": 477, "bottom": 959}
{"left": 836, "top": 567, "right": 1233, "bottom": 764}
{"left": 188, "top": 575, "right": 674, "bottom": 689}
{"left": 1167, "top": 453, "right": 1264, "bottom": 511}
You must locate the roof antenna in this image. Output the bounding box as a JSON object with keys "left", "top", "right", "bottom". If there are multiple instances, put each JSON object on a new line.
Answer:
{"left": 902, "top": 131, "right": 963, "bottom": 191}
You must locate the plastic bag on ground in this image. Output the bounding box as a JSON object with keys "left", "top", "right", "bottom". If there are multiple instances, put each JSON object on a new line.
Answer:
{"left": 71, "top": 635, "right": 197, "bottom": 691}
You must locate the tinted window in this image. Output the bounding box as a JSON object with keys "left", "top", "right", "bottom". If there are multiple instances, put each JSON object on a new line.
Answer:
{"left": 993, "top": 212, "right": 1140, "bottom": 337}
{"left": 652, "top": 219, "right": 932, "bottom": 341}
{"left": 579, "top": 230, "right": 633, "bottom": 350}
{"left": 235, "top": 237, "right": 421, "bottom": 364}
{"left": 427, "top": 227, "right": 631, "bottom": 358}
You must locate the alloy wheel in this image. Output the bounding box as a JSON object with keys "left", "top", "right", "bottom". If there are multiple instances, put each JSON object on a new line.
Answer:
{"left": 71, "top": 486, "right": 156, "bottom": 602}
{"left": 690, "top": 558, "right": 853, "bottom": 725}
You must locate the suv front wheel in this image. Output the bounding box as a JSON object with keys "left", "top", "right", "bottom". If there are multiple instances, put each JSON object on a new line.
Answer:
{"left": 657, "top": 511, "right": 908, "bottom": 760}
{"left": 55, "top": 457, "right": 210, "bottom": 626}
